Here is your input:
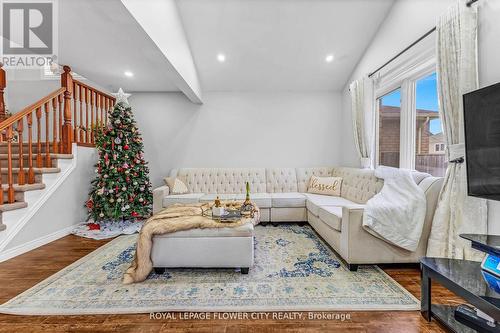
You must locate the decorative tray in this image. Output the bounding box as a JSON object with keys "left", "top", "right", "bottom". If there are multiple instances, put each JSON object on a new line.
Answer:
{"left": 202, "top": 208, "right": 243, "bottom": 223}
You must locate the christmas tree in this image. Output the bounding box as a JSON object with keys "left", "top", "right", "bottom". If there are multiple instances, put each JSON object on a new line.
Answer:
{"left": 85, "top": 89, "right": 152, "bottom": 221}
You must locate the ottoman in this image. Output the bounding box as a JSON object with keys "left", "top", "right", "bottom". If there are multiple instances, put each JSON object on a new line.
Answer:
{"left": 151, "top": 222, "right": 254, "bottom": 274}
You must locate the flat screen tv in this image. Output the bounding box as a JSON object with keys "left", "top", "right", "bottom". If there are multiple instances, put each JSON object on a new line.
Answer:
{"left": 464, "top": 82, "right": 500, "bottom": 201}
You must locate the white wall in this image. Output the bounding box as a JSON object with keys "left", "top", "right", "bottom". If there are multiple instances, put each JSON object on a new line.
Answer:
{"left": 340, "top": 0, "right": 500, "bottom": 234}
{"left": 4, "top": 68, "right": 59, "bottom": 113}
{"left": 130, "top": 91, "right": 342, "bottom": 187}
{"left": 478, "top": 0, "right": 500, "bottom": 234}
{"left": 4, "top": 146, "right": 97, "bottom": 251}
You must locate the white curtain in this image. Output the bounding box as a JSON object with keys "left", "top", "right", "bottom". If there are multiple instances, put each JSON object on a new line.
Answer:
{"left": 427, "top": 1, "right": 487, "bottom": 260}
{"left": 350, "top": 79, "right": 373, "bottom": 169}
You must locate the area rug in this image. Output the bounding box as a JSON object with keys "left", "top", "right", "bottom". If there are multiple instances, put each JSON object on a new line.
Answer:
{"left": 0, "top": 224, "right": 419, "bottom": 315}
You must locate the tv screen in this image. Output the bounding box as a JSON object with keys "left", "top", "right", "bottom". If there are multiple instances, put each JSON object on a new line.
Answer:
{"left": 464, "top": 82, "right": 500, "bottom": 201}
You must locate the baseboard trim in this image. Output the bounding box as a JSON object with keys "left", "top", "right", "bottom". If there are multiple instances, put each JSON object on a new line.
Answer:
{"left": 0, "top": 225, "right": 75, "bottom": 263}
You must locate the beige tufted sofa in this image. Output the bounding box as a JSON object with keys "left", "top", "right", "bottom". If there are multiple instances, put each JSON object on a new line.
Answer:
{"left": 153, "top": 167, "right": 443, "bottom": 270}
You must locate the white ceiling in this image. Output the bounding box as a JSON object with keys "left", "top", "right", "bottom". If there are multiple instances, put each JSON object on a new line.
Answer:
{"left": 59, "top": 0, "right": 180, "bottom": 93}
{"left": 177, "top": 0, "right": 395, "bottom": 91}
{"left": 57, "top": 0, "right": 394, "bottom": 94}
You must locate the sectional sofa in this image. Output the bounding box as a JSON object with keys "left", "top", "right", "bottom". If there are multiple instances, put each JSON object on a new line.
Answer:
{"left": 152, "top": 167, "right": 443, "bottom": 270}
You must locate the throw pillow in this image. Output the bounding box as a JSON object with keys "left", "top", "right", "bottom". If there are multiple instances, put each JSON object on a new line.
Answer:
{"left": 164, "top": 177, "right": 189, "bottom": 194}
{"left": 307, "top": 175, "right": 342, "bottom": 196}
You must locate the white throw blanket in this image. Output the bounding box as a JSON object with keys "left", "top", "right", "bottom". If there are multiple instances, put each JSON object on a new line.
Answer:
{"left": 362, "top": 166, "right": 426, "bottom": 252}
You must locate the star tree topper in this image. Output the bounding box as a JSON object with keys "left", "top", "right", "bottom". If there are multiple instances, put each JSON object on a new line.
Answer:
{"left": 113, "top": 88, "right": 131, "bottom": 105}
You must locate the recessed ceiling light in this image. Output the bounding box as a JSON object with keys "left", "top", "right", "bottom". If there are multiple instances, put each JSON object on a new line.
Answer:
{"left": 325, "top": 54, "right": 335, "bottom": 63}
{"left": 217, "top": 53, "right": 226, "bottom": 62}
{"left": 124, "top": 71, "right": 134, "bottom": 77}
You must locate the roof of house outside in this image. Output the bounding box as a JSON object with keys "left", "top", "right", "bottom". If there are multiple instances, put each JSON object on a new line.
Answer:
{"left": 380, "top": 105, "right": 440, "bottom": 119}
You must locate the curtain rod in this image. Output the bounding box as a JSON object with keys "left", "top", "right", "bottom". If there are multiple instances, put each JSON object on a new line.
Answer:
{"left": 367, "top": 0, "right": 481, "bottom": 79}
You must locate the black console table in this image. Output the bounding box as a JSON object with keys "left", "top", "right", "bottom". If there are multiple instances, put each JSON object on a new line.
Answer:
{"left": 421, "top": 257, "right": 500, "bottom": 332}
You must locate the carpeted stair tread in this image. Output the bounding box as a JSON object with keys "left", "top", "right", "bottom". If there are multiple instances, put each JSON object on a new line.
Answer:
{"left": 0, "top": 167, "right": 61, "bottom": 174}
{"left": 0, "top": 153, "right": 73, "bottom": 159}
{"left": 0, "top": 183, "right": 45, "bottom": 191}
{"left": 0, "top": 201, "right": 28, "bottom": 212}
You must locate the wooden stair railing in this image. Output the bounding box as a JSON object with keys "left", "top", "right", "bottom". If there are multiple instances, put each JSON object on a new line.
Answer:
{"left": 0, "top": 65, "right": 115, "bottom": 206}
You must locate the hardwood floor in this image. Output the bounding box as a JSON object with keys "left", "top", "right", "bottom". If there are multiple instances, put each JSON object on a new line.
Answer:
{"left": 0, "top": 235, "right": 463, "bottom": 332}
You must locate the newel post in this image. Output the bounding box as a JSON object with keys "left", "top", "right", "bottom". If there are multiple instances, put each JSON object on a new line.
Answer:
{"left": 61, "top": 65, "right": 73, "bottom": 154}
{"left": 0, "top": 63, "right": 6, "bottom": 121}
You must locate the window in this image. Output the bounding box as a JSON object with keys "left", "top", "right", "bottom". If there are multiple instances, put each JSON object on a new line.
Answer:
{"left": 378, "top": 89, "right": 401, "bottom": 168}
{"left": 374, "top": 58, "right": 447, "bottom": 176}
{"left": 414, "top": 72, "right": 447, "bottom": 176}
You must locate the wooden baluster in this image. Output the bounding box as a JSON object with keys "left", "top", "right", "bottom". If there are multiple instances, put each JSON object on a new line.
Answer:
{"left": 27, "top": 113, "right": 35, "bottom": 184}
{"left": 100, "top": 95, "right": 104, "bottom": 130}
{"left": 105, "top": 98, "right": 109, "bottom": 126}
{"left": 36, "top": 107, "right": 42, "bottom": 167}
{"left": 61, "top": 66, "right": 73, "bottom": 154}
{"left": 96, "top": 92, "right": 100, "bottom": 131}
{"left": 58, "top": 94, "right": 63, "bottom": 152}
{"left": 6, "top": 126, "right": 14, "bottom": 202}
{"left": 0, "top": 63, "right": 6, "bottom": 121}
{"left": 85, "top": 87, "right": 89, "bottom": 143}
{"left": 73, "top": 82, "right": 78, "bottom": 141}
{"left": 52, "top": 97, "right": 58, "bottom": 153}
{"left": 79, "top": 85, "right": 83, "bottom": 143}
{"left": 44, "top": 103, "right": 51, "bottom": 167}
{"left": 16, "top": 119, "right": 25, "bottom": 185}
{"left": 90, "top": 90, "right": 95, "bottom": 144}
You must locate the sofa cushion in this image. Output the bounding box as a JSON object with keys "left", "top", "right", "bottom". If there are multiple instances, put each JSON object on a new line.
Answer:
{"left": 164, "top": 177, "right": 189, "bottom": 194}
{"left": 266, "top": 168, "right": 298, "bottom": 193}
{"left": 176, "top": 168, "right": 267, "bottom": 194}
{"left": 199, "top": 193, "right": 272, "bottom": 208}
{"left": 307, "top": 175, "right": 342, "bottom": 196}
{"left": 270, "top": 192, "right": 306, "bottom": 208}
{"left": 199, "top": 194, "right": 237, "bottom": 203}
{"left": 332, "top": 167, "right": 383, "bottom": 204}
{"left": 153, "top": 223, "right": 254, "bottom": 238}
{"left": 318, "top": 206, "right": 343, "bottom": 231}
{"left": 304, "top": 193, "right": 357, "bottom": 216}
{"left": 296, "top": 167, "right": 335, "bottom": 193}
{"left": 234, "top": 193, "right": 272, "bottom": 208}
{"left": 163, "top": 193, "right": 205, "bottom": 207}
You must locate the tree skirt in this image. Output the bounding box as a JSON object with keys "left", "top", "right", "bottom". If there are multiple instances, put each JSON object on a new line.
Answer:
{"left": 72, "top": 220, "right": 143, "bottom": 240}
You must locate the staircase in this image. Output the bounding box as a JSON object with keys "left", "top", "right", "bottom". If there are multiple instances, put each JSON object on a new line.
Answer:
{"left": 0, "top": 64, "right": 115, "bottom": 232}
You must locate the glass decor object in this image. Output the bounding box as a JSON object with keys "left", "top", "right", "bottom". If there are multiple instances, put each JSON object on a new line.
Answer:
{"left": 241, "top": 182, "right": 253, "bottom": 215}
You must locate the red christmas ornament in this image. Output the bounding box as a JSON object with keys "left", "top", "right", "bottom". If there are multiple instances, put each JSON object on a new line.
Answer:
{"left": 123, "top": 144, "right": 130, "bottom": 150}
{"left": 87, "top": 223, "right": 100, "bottom": 230}
{"left": 131, "top": 211, "right": 139, "bottom": 217}
{"left": 86, "top": 200, "right": 94, "bottom": 209}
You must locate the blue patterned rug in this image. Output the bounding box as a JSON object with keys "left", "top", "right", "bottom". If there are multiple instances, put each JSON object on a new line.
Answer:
{"left": 0, "top": 224, "right": 418, "bottom": 314}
